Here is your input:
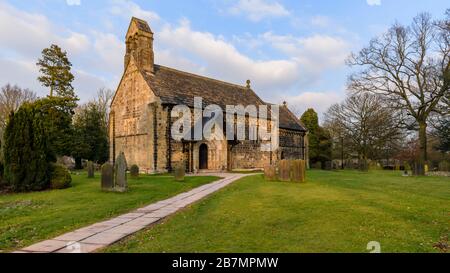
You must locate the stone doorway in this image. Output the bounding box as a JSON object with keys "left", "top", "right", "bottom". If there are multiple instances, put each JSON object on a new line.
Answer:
{"left": 199, "top": 143, "right": 208, "bottom": 170}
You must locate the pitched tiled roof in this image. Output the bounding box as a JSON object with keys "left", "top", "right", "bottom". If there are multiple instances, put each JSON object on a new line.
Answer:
{"left": 143, "top": 64, "right": 306, "bottom": 132}
{"left": 131, "top": 17, "right": 153, "bottom": 33}
{"left": 279, "top": 106, "right": 306, "bottom": 132}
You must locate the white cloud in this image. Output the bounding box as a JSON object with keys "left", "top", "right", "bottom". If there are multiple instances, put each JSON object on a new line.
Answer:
{"left": 367, "top": 0, "right": 381, "bottom": 6}
{"left": 0, "top": 2, "right": 111, "bottom": 101}
{"left": 156, "top": 19, "right": 298, "bottom": 92}
{"left": 153, "top": 18, "right": 352, "bottom": 115}
{"left": 228, "top": 0, "right": 290, "bottom": 22}
{"left": 110, "top": 0, "right": 160, "bottom": 22}
{"left": 0, "top": 58, "right": 43, "bottom": 95}
{"left": 92, "top": 32, "right": 124, "bottom": 73}
{"left": 0, "top": 2, "right": 90, "bottom": 57}
{"left": 0, "top": 0, "right": 351, "bottom": 114}
{"left": 281, "top": 91, "right": 344, "bottom": 119}
{"left": 260, "top": 32, "right": 351, "bottom": 84}
{"left": 310, "top": 15, "right": 331, "bottom": 28}
{"left": 66, "top": 0, "right": 81, "bottom": 6}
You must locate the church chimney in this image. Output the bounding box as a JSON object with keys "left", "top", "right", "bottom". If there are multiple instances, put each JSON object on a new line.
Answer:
{"left": 246, "top": 79, "right": 251, "bottom": 89}
{"left": 124, "top": 17, "right": 154, "bottom": 74}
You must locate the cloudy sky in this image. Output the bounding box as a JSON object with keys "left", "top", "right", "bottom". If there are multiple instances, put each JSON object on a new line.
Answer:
{"left": 0, "top": 0, "right": 448, "bottom": 119}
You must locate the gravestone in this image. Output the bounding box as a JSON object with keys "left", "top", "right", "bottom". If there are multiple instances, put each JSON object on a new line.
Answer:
{"left": 130, "top": 164, "right": 139, "bottom": 178}
{"left": 115, "top": 152, "right": 128, "bottom": 192}
{"left": 297, "top": 160, "right": 307, "bottom": 183}
{"left": 87, "top": 161, "right": 94, "bottom": 178}
{"left": 324, "top": 161, "right": 332, "bottom": 171}
{"left": 101, "top": 163, "right": 114, "bottom": 191}
{"left": 290, "top": 160, "right": 306, "bottom": 183}
{"left": 174, "top": 161, "right": 186, "bottom": 182}
{"left": 264, "top": 165, "right": 276, "bottom": 181}
{"left": 278, "top": 160, "right": 291, "bottom": 182}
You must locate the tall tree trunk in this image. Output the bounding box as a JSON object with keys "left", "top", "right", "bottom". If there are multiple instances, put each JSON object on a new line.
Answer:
{"left": 417, "top": 121, "right": 428, "bottom": 176}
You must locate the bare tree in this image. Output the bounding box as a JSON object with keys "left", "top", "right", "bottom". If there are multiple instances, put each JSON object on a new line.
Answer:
{"left": 94, "top": 87, "right": 114, "bottom": 128}
{"left": 0, "top": 84, "right": 37, "bottom": 133}
{"left": 347, "top": 12, "right": 449, "bottom": 175}
{"left": 324, "top": 93, "right": 402, "bottom": 170}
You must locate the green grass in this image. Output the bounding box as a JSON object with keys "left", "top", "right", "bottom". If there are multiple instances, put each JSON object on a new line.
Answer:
{"left": 104, "top": 170, "right": 450, "bottom": 253}
{"left": 0, "top": 173, "right": 219, "bottom": 252}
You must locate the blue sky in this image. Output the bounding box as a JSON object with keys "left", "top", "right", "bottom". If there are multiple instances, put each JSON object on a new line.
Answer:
{"left": 0, "top": 0, "right": 448, "bottom": 118}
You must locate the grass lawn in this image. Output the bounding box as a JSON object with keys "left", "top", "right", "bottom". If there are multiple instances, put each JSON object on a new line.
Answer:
{"left": 104, "top": 170, "right": 449, "bottom": 253}
{"left": 0, "top": 173, "right": 219, "bottom": 252}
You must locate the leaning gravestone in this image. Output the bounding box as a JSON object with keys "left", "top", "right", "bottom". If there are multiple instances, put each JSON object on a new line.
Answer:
{"left": 101, "top": 163, "right": 114, "bottom": 191}
{"left": 115, "top": 152, "right": 128, "bottom": 192}
{"left": 87, "top": 161, "right": 95, "bottom": 178}
{"left": 264, "top": 164, "right": 277, "bottom": 181}
{"left": 278, "top": 160, "right": 291, "bottom": 182}
{"left": 174, "top": 161, "right": 186, "bottom": 182}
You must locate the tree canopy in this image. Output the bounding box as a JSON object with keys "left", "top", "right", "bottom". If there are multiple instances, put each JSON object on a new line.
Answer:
{"left": 301, "top": 108, "right": 332, "bottom": 167}
{"left": 3, "top": 101, "right": 54, "bottom": 192}
{"left": 37, "top": 44, "right": 77, "bottom": 99}
{"left": 325, "top": 93, "right": 402, "bottom": 170}
{"left": 72, "top": 102, "right": 109, "bottom": 167}
{"left": 347, "top": 12, "right": 450, "bottom": 174}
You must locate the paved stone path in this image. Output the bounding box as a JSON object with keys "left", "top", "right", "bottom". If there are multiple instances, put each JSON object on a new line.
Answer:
{"left": 15, "top": 173, "right": 248, "bottom": 253}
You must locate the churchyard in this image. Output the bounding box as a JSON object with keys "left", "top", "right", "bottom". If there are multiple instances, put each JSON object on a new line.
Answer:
{"left": 0, "top": 166, "right": 448, "bottom": 253}
{"left": 0, "top": 171, "right": 219, "bottom": 252}
{"left": 104, "top": 170, "right": 449, "bottom": 253}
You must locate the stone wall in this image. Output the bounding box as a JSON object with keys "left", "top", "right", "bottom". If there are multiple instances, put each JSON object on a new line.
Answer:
{"left": 279, "top": 129, "right": 305, "bottom": 160}
{"left": 110, "top": 58, "right": 157, "bottom": 172}
{"left": 230, "top": 141, "right": 272, "bottom": 169}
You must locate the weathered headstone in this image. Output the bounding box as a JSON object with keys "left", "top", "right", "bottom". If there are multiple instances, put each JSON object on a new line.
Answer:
{"left": 115, "top": 152, "right": 128, "bottom": 191}
{"left": 278, "top": 160, "right": 291, "bottom": 182}
{"left": 87, "top": 161, "right": 95, "bottom": 178}
{"left": 290, "top": 160, "right": 306, "bottom": 183}
{"left": 174, "top": 161, "right": 186, "bottom": 182}
{"left": 324, "top": 161, "right": 332, "bottom": 171}
{"left": 101, "top": 163, "right": 114, "bottom": 191}
{"left": 130, "top": 164, "right": 139, "bottom": 178}
{"left": 264, "top": 164, "right": 276, "bottom": 181}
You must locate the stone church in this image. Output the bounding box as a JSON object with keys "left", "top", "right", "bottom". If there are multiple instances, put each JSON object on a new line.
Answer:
{"left": 109, "top": 18, "right": 308, "bottom": 173}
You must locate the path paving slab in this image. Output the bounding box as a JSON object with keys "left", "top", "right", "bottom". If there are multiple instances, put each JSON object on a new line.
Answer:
{"left": 54, "top": 231, "right": 96, "bottom": 242}
{"left": 81, "top": 231, "right": 127, "bottom": 245}
{"left": 117, "top": 212, "right": 145, "bottom": 219}
{"left": 22, "top": 240, "right": 69, "bottom": 252}
{"left": 17, "top": 173, "right": 248, "bottom": 253}
{"left": 106, "top": 224, "right": 146, "bottom": 235}
{"left": 125, "top": 217, "right": 160, "bottom": 227}
{"left": 55, "top": 242, "right": 106, "bottom": 253}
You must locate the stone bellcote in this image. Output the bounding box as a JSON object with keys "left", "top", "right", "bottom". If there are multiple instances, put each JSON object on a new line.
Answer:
{"left": 124, "top": 17, "right": 154, "bottom": 74}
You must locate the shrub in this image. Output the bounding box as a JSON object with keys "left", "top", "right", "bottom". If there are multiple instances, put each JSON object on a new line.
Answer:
{"left": 3, "top": 103, "right": 54, "bottom": 192}
{"left": 438, "top": 161, "right": 449, "bottom": 172}
{"left": 404, "top": 162, "right": 412, "bottom": 174}
{"left": 313, "top": 162, "right": 322, "bottom": 169}
{"left": 130, "top": 164, "right": 139, "bottom": 178}
{"left": 50, "top": 163, "right": 72, "bottom": 189}
{"left": 368, "top": 161, "right": 382, "bottom": 171}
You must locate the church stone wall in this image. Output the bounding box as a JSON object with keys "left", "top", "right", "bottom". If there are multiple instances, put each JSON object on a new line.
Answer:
{"left": 230, "top": 141, "right": 272, "bottom": 169}
{"left": 110, "top": 59, "right": 157, "bottom": 172}
{"left": 279, "top": 129, "right": 305, "bottom": 160}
